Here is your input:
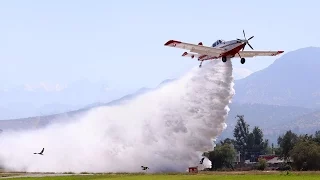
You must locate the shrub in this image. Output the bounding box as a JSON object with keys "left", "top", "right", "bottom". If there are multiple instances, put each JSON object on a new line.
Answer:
{"left": 256, "top": 158, "right": 267, "bottom": 170}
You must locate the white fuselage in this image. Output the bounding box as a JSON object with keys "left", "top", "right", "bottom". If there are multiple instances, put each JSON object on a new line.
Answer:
{"left": 212, "top": 39, "right": 245, "bottom": 53}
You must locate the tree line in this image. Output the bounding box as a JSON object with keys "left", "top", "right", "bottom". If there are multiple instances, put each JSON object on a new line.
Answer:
{"left": 202, "top": 115, "right": 320, "bottom": 171}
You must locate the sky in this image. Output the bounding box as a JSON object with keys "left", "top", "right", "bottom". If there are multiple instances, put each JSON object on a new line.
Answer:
{"left": 0, "top": 0, "right": 320, "bottom": 91}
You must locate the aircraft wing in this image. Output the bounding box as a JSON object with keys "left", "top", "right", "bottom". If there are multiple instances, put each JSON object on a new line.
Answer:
{"left": 236, "top": 50, "right": 284, "bottom": 58}
{"left": 164, "top": 40, "right": 223, "bottom": 56}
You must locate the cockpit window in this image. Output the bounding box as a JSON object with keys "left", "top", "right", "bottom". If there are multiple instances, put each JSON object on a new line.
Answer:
{"left": 212, "top": 40, "right": 222, "bottom": 47}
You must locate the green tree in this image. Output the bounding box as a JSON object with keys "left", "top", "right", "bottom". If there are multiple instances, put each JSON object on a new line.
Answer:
{"left": 207, "top": 143, "right": 236, "bottom": 170}
{"left": 312, "top": 131, "right": 320, "bottom": 144}
{"left": 298, "top": 134, "right": 313, "bottom": 142}
{"left": 219, "top": 138, "right": 235, "bottom": 146}
{"left": 248, "top": 127, "right": 270, "bottom": 159}
{"left": 233, "top": 115, "right": 249, "bottom": 163}
{"left": 256, "top": 158, "right": 267, "bottom": 170}
{"left": 233, "top": 115, "right": 270, "bottom": 162}
{"left": 277, "top": 130, "right": 298, "bottom": 161}
{"left": 274, "top": 146, "right": 282, "bottom": 156}
{"left": 289, "top": 140, "right": 320, "bottom": 170}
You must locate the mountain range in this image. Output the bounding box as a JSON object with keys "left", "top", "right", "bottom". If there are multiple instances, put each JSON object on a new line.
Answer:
{"left": 1, "top": 47, "right": 320, "bottom": 144}
{"left": 0, "top": 79, "right": 133, "bottom": 119}
{"left": 233, "top": 47, "right": 320, "bottom": 108}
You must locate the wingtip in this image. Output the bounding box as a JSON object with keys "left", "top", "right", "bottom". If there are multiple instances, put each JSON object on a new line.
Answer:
{"left": 271, "top": 51, "right": 284, "bottom": 56}
{"left": 164, "top": 40, "right": 181, "bottom": 46}
{"left": 276, "top": 51, "right": 284, "bottom": 55}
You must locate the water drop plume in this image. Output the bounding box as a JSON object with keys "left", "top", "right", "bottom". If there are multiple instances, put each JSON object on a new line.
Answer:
{"left": 0, "top": 60, "right": 234, "bottom": 173}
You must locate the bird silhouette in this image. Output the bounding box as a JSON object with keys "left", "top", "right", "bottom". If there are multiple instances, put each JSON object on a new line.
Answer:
{"left": 34, "top": 148, "right": 44, "bottom": 155}
{"left": 141, "top": 166, "right": 149, "bottom": 170}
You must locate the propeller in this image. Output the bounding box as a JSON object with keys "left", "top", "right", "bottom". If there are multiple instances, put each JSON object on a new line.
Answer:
{"left": 237, "top": 30, "right": 254, "bottom": 51}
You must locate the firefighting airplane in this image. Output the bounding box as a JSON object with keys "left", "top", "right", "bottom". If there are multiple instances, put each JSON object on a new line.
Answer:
{"left": 164, "top": 30, "right": 284, "bottom": 68}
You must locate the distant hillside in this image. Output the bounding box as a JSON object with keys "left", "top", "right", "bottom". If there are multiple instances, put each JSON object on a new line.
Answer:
{"left": 218, "top": 103, "right": 315, "bottom": 144}
{"left": 0, "top": 80, "right": 316, "bottom": 145}
{"left": 227, "top": 103, "right": 314, "bottom": 127}
{"left": 78, "top": 79, "right": 176, "bottom": 108}
{"left": 233, "top": 47, "right": 320, "bottom": 109}
{"left": 0, "top": 79, "right": 176, "bottom": 131}
{"left": 0, "top": 80, "right": 132, "bottom": 119}
{"left": 0, "top": 100, "right": 314, "bottom": 145}
{"left": 2, "top": 47, "right": 320, "bottom": 144}
{"left": 0, "top": 109, "right": 87, "bottom": 131}
{"left": 271, "top": 110, "right": 320, "bottom": 136}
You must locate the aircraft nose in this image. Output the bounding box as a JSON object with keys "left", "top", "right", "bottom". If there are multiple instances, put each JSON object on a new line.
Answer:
{"left": 237, "top": 39, "right": 246, "bottom": 43}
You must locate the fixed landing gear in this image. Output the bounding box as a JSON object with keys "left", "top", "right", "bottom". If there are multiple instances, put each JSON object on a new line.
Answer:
{"left": 241, "top": 58, "right": 246, "bottom": 64}
{"left": 222, "top": 56, "right": 227, "bottom": 62}
{"left": 199, "top": 60, "right": 203, "bottom": 68}
{"left": 237, "top": 52, "right": 246, "bottom": 64}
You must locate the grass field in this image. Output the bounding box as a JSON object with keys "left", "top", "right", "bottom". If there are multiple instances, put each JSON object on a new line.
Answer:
{"left": 1, "top": 171, "right": 320, "bottom": 180}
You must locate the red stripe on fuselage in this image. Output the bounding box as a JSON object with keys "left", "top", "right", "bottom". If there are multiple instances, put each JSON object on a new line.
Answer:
{"left": 198, "top": 43, "right": 246, "bottom": 61}
{"left": 221, "top": 43, "right": 246, "bottom": 57}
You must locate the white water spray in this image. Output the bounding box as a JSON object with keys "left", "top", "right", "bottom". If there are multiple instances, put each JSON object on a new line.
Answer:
{"left": 0, "top": 60, "right": 234, "bottom": 173}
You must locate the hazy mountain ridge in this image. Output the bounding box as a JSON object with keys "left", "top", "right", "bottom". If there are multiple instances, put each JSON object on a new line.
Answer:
{"left": 233, "top": 47, "right": 320, "bottom": 108}
{"left": 0, "top": 79, "right": 175, "bottom": 119}
{"left": 1, "top": 47, "right": 320, "bottom": 144}
{"left": 0, "top": 80, "right": 133, "bottom": 119}
{"left": 219, "top": 103, "right": 316, "bottom": 143}
{"left": 272, "top": 110, "right": 320, "bottom": 135}
{"left": 0, "top": 80, "right": 176, "bottom": 130}
{"left": 0, "top": 109, "right": 87, "bottom": 131}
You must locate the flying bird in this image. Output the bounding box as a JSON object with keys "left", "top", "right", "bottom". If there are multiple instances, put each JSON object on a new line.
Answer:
{"left": 34, "top": 148, "right": 44, "bottom": 155}
{"left": 141, "top": 166, "right": 149, "bottom": 171}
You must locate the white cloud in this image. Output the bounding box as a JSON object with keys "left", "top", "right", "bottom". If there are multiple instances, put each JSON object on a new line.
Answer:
{"left": 233, "top": 68, "right": 253, "bottom": 80}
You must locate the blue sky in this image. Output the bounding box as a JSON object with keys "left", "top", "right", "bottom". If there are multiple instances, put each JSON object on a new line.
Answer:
{"left": 0, "top": 0, "right": 319, "bottom": 91}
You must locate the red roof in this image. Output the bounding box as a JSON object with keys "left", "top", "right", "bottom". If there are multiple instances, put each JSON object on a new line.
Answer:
{"left": 259, "top": 155, "right": 278, "bottom": 161}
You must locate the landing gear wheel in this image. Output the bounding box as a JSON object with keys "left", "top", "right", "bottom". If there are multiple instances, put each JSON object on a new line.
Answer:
{"left": 241, "top": 58, "right": 245, "bottom": 64}
{"left": 222, "top": 56, "right": 227, "bottom": 62}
